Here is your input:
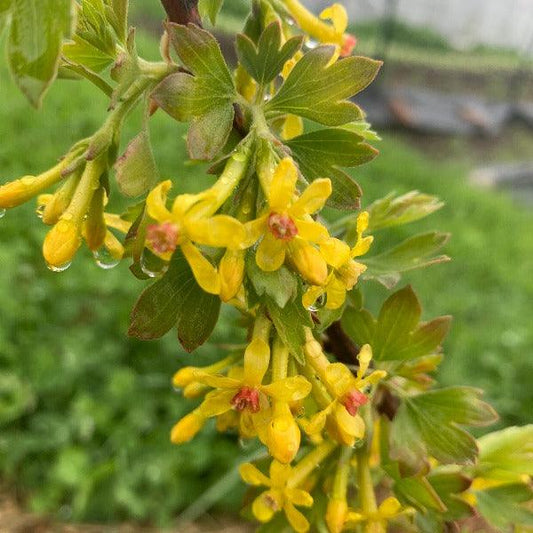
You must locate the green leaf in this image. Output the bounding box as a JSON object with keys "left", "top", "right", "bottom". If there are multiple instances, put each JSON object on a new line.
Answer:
{"left": 154, "top": 23, "right": 236, "bottom": 160}
{"left": 128, "top": 250, "right": 220, "bottom": 351}
{"left": 177, "top": 280, "right": 221, "bottom": 352}
{"left": 362, "top": 232, "right": 450, "bottom": 288}
{"left": 475, "top": 484, "right": 533, "bottom": 530}
{"left": 198, "top": 0, "right": 224, "bottom": 25}
{"left": 265, "top": 46, "right": 381, "bottom": 126}
{"left": 107, "top": 0, "right": 128, "bottom": 43}
{"left": 266, "top": 296, "right": 312, "bottom": 364}
{"left": 7, "top": 0, "right": 75, "bottom": 107}
{"left": 62, "top": 34, "right": 116, "bottom": 72}
{"left": 368, "top": 191, "right": 444, "bottom": 231}
{"left": 343, "top": 286, "right": 451, "bottom": 363}
{"left": 390, "top": 387, "right": 498, "bottom": 469}
{"left": 114, "top": 129, "right": 160, "bottom": 197}
{"left": 286, "top": 128, "right": 378, "bottom": 210}
{"left": 0, "top": 373, "right": 34, "bottom": 424}
{"left": 0, "top": 0, "right": 11, "bottom": 34}
{"left": 476, "top": 425, "right": 533, "bottom": 480}
{"left": 427, "top": 471, "right": 473, "bottom": 520}
{"left": 236, "top": 22, "right": 303, "bottom": 86}
{"left": 246, "top": 253, "right": 297, "bottom": 308}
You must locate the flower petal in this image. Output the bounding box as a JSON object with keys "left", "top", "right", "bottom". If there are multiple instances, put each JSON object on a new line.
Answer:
{"left": 170, "top": 411, "right": 205, "bottom": 443}
{"left": 270, "top": 460, "right": 292, "bottom": 486}
{"left": 284, "top": 502, "right": 311, "bottom": 533}
{"left": 256, "top": 233, "right": 286, "bottom": 272}
{"left": 219, "top": 249, "right": 245, "bottom": 302}
{"left": 262, "top": 376, "right": 311, "bottom": 402}
{"left": 356, "top": 344, "right": 373, "bottom": 381}
{"left": 379, "top": 497, "right": 402, "bottom": 517}
{"left": 243, "top": 215, "right": 268, "bottom": 248}
{"left": 288, "top": 239, "right": 328, "bottom": 286}
{"left": 244, "top": 338, "right": 271, "bottom": 387}
{"left": 325, "top": 363, "right": 355, "bottom": 398}
{"left": 282, "top": 114, "right": 304, "bottom": 140}
{"left": 239, "top": 463, "right": 271, "bottom": 487}
{"left": 268, "top": 158, "right": 298, "bottom": 211}
{"left": 320, "top": 237, "right": 351, "bottom": 269}
{"left": 320, "top": 4, "right": 348, "bottom": 35}
{"left": 286, "top": 488, "right": 313, "bottom": 507}
{"left": 302, "top": 285, "right": 326, "bottom": 310}
{"left": 192, "top": 370, "right": 241, "bottom": 390}
{"left": 291, "top": 178, "right": 332, "bottom": 217}
{"left": 146, "top": 180, "right": 173, "bottom": 222}
{"left": 294, "top": 218, "right": 329, "bottom": 242}
{"left": 198, "top": 389, "right": 235, "bottom": 417}
{"left": 252, "top": 490, "right": 282, "bottom": 522}
{"left": 334, "top": 403, "right": 365, "bottom": 441}
{"left": 180, "top": 240, "right": 221, "bottom": 294}
{"left": 185, "top": 215, "right": 246, "bottom": 249}
{"left": 325, "top": 276, "right": 347, "bottom": 310}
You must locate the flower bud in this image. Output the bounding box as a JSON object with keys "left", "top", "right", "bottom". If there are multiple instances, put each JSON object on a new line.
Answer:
{"left": 170, "top": 411, "right": 205, "bottom": 444}
{"left": 326, "top": 498, "right": 348, "bottom": 533}
{"left": 43, "top": 218, "right": 82, "bottom": 268}
{"left": 42, "top": 172, "right": 80, "bottom": 225}
{"left": 84, "top": 187, "right": 107, "bottom": 251}
{"left": 219, "top": 249, "right": 245, "bottom": 302}
{"left": 267, "top": 403, "right": 301, "bottom": 464}
{"left": 172, "top": 367, "right": 196, "bottom": 388}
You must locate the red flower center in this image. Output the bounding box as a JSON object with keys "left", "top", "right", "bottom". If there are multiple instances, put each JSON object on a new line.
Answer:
{"left": 343, "top": 389, "right": 368, "bottom": 416}
{"left": 231, "top": 387, "right": 260, "bottom": 413}
{"left": 146, "top": 222, "right": 179, "bottom": 254}
{"left": 268, "top": 213, "right": 298, "bottom": 241}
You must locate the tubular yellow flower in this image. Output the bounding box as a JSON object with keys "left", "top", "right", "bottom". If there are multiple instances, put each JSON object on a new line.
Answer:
{"left": 219, "top": 249, "right": 245, "bottom": 302}
{"left": 326, "top": 499, "right": 348, "bottom": 533}
{"left": 0, "top": 159, "right": 70, "bottom": 209}
{"left": 84, "top": 187, "right": 107, "bottom": 251}
{"left": 281, "top": 0, "right": 356, "bottom": 56}
{"left": 245, "top": 158, "right": 331, "bottom": 285}
{"left": 345, "top": 497, "right": 414, "bottom": 530}
{"left": 304, "top": 341, "right": 385, "bottom": 446}
{"left": 170, "top": 411, "right": 206, "bottom": 444}
{"left": 240, "top": 460, "right": 314, "bottom": 532}
{"left": 304, "top": 211, "right": 373, "bottom": 310}
{"left": 43, "top": 218, "right": 82, "bottom": 269}
{"left": 145, "top": 180, "right": 247, "bottom": 295}
{"left": 267, "top": 401, "right": 301, "bottom": 464}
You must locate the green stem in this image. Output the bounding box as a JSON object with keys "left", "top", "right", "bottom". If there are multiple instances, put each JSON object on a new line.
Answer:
{"left": 272, "top": 334, "right": 289, "bottom": 382}
{"left": 332, "top": 446, "right": 353, "bottom": 500}
{"left": 288, "top": 440, "right": 336, "bottom": 488}
{"left": 356, "top": 447, "right": 384, "bottom": 533}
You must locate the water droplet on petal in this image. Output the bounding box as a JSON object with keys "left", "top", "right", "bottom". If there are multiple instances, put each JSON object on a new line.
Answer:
{"left": 140, "top": 248, "right": 168, "bottom": 278}
{"left": 93, "top": 247, "right": 120, "bottom": 270}
{"left": 0, "top": 209, "right": 6, "bottom": 219}
{"left": 238, "top": 437, "right": 255, "bottom": 451}
{"left": 307, "top": 293, "right": 328, "bottom": 312}
{"left": 305, "top": 39, "right": 319, "bottom": 50}
{"left": 36, "top": 204, "right": 46, "bottom": 219}
{"left": 46, "top": 261, "right": 72, "bottom": 272}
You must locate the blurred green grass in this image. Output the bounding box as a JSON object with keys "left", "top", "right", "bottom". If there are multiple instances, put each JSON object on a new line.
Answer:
{"left": 0, "top": 25, "right": 532, "bottom": 525}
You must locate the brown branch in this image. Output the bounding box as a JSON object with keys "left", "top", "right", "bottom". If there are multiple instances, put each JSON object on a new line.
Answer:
{"left": 324, "top": 321, "right": 360, "bottom": 366}
{"left": 160, "top": 0, "right": 202, "bottom": 26}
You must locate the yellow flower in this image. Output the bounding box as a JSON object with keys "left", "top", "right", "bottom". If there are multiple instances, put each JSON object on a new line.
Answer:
{"left": 282, "top": 1, "right": 356, "bottom": 57}
{"left": 170, "top": 331, "right": 311, "bottom": 444}
{"left": 266, "top": 401, "right": 302, "bottom": 464}
{"left": 345, "top": 497, "right": 413, "bottom": 531}
{"left": 304, "top": 344, "right": 385, "bottom": 446}
{"left": 145, "top": 180, "right": 246, "bottom": 295}
{"left": 245, "top": 158, "right": 331, "bottom": 286}
{"left": 304, "top": 211, "right": 373, "bottom": 310}
{"left": 326, "top": 498, "right": 348, "bottom": 533}
{"left": 240, "top": 460, "right": 314, "bottom": 532}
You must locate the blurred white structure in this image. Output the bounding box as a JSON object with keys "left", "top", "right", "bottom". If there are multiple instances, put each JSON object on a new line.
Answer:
{"left": 311, "top": 0, "right": 533, "bottom": 53}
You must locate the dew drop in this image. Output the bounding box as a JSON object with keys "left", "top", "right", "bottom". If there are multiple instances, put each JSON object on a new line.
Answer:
{"left": 307, "top": 293, "right": 327, "bottom": 312}
{"left": 305, "top": 38, "right": 319, "bottom": 50}
{"left": 238, "top": 437, "right": 255, "bottom": 450}
{"left": 46, "top": 261, "right": 72, "bottom": 273}
{"left": 93, "top": 247, "right": 120, "bottom": 270}
{"left": 232, "top": 151, "right": 246, "bottom": 162}
{"left": 36, "top": 204, "right": 46, "bottom": 219}
{"left": 140, "top": 248, "right": 168, "bottom": 278}
{"left": 0, "top": 208, "right": 6, "bottom": 219}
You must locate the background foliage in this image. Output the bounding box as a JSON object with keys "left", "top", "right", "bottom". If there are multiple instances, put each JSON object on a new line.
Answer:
{"left": 0, "top": 14, "right": 532, "bottom": 526}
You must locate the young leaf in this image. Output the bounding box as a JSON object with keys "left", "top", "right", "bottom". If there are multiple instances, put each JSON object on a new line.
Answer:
{"left": 390, "top": 387, "right": 498, "bottom": 469}
{"left": 198, "top": 0, "right": 224, "bottom": 25}
{"left": 367, "top": 191, "right": 444, "bottom": 231}
{"left": 476, "top": 425, "right": 533, "bottom": 480}
{"left": 362, "top": 232, "right": 451, "bottom": 288}
{"left": 153, "top": 23, "right": 236, "bottom": 160}
{"left": 266, "top": 296, "right": 312, "bottom": 364}
{"left": 475, "top": 484, "right": 533, "bottom": 530}
{"left": 236, "top": 22, "right": 303, "bottom": 86}
{"left": 427, "top": 471, "right": 474, "bottom": 521}
{"left": 114, "top": 129, "right": 160, "bottom": 197}
{"left": 342, "top": 286, "right": 451, "bottom": 363}
{"left": 265, "top": 46, "right": 381, "bottom": 126}
{"left": 246, "top": 253, "right": 298, "bottom": 309}
{"left": 286, "top": 128, "right": 378, "bottom": 210}
{"left": 7, "top": 0, "right": 75, "bottom": 107}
